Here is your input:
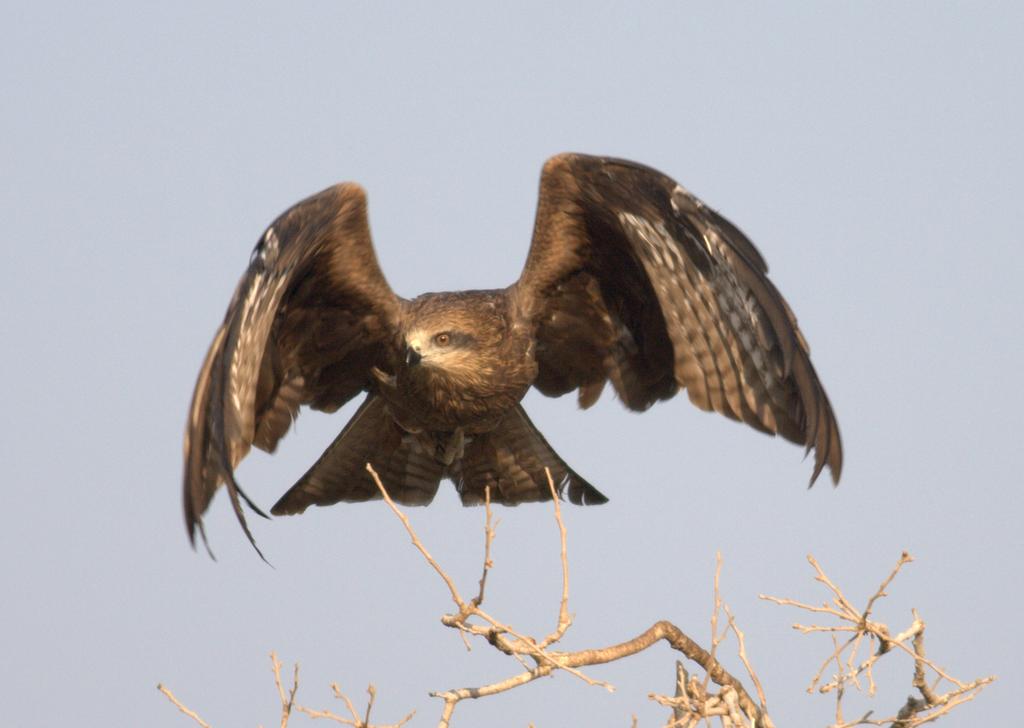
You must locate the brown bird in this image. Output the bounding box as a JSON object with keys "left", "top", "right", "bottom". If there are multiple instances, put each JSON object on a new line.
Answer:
{"left": 184, "top": 153, "right": 842, "bottom": 556}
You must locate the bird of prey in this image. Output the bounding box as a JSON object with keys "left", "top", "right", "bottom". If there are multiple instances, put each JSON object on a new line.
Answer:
{"left": 184, "top": 153, "right": 842, "bottom": 555}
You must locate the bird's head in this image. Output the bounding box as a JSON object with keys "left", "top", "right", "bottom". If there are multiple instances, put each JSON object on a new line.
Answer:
{"left": 404, "top": 328, "right": 476, "bottom": 370}
{"left": 400, "top": 292, "right": 506, "bottom": 377}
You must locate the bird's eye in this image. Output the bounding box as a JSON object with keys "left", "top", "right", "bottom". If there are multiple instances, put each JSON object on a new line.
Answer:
{"left": 434, "top": 332, "right": 451, "bottom": 347}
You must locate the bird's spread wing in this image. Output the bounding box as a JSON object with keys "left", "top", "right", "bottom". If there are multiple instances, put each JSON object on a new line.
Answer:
{"left": 183, "top": 183, "right": 401, "bottom": 555}
{"left": 515, "top": 153, "right": 842, "bottom": 484}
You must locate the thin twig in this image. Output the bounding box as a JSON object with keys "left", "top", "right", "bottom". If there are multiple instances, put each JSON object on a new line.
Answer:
{"left": 362, "top": 685, "right": 376, "bottom": 727}
{"left": 703, "top": 552, "right": 726, "bottom": 695}
{"left": 471, "top": 486, "right": 495, "bottom": 609}
{"left": 270, "top": 652, "right": 299, "bottom": 728}
{"left": 156, "top": 684, "right": 212, "bottom": 728}
{"left": 539, "top": 468, "right": 572, "bottom": 648}
{"left": 724, "top": 605, "right": 767, "bottom": 714}
{"left": 367, "top": 463, "right": 466, "bottom": 608}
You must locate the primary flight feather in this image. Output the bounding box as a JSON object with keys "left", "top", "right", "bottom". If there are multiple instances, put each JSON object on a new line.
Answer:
{"left": 184, "top": 153, "right": 843, "bottom": 555}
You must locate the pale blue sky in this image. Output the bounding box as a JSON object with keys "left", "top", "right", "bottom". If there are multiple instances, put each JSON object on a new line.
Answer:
{"left": 3, "top": 3, "right": 1021, "bottom": 726}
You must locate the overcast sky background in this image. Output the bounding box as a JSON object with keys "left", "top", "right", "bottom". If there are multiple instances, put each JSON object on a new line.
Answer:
{"left": 3, "top": 3, "right": 1022, "bottom": 726}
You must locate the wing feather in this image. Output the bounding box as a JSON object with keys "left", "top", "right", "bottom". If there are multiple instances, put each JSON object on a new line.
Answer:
{"left": 183, "top": 183, "right": 401, "bottom": 553}
{"left": 516, "top": 153, "right": 842, "bottom": 484}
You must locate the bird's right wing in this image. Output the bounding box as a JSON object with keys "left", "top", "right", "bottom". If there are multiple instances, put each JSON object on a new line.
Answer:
{"left": 183, "top": 183, "right": 402, "bottom": 555}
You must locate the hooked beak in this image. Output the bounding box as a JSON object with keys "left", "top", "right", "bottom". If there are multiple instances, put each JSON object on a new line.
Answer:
{"left": 405, "top": 345, "right": 422, "bottom": 366}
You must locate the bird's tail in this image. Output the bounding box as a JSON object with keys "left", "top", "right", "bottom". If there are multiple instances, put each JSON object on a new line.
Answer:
{"left": 271, "top": 394, "right": 445, "bottom": 515}
{"left": 449, "top": 405, "right": 608, "bottom": 506}
{"left": 272, "top": 397, "right": 607, "bottom": 515}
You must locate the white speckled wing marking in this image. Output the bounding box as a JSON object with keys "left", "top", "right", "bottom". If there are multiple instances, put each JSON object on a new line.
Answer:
{"left": 617, "top": 209, "right": 785, "bottom": 433}
{"left": 184, "top": 183, "right": 402, "bottom": 554}
{"left": 224, "top": 226, "right": 295, "bottom": 461}
{"left": 517, "top": 153, "right": 841, "bottom": 485}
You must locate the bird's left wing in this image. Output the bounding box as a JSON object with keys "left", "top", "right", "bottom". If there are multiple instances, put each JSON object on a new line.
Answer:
{"left": 184, "top": 183, "right": 402, "bottom": 556}
{"left": 514, "top": 153, "right": 842, "bottom": 484}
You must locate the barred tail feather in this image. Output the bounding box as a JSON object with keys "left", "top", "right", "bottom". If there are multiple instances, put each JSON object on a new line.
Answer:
{"left": 450, "top": 405, "right": 608, "bottom": 506}
{"left": 271, "top": 395, "right": 444, "bottom": 514}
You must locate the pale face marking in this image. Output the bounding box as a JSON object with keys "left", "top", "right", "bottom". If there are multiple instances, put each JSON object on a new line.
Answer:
{"left": 405, "top": 327, "right": 464, "bottom": 369}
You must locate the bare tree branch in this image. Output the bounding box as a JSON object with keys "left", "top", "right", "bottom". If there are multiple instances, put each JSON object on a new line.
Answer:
{"left": 761, "top": 552, "right": 995, "bottom": 727}
{"left": 160, "top": 473, "right": 994, "bottom": 728}
{"left": 366, "top": 464, "right": 774, "bottom": 728}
